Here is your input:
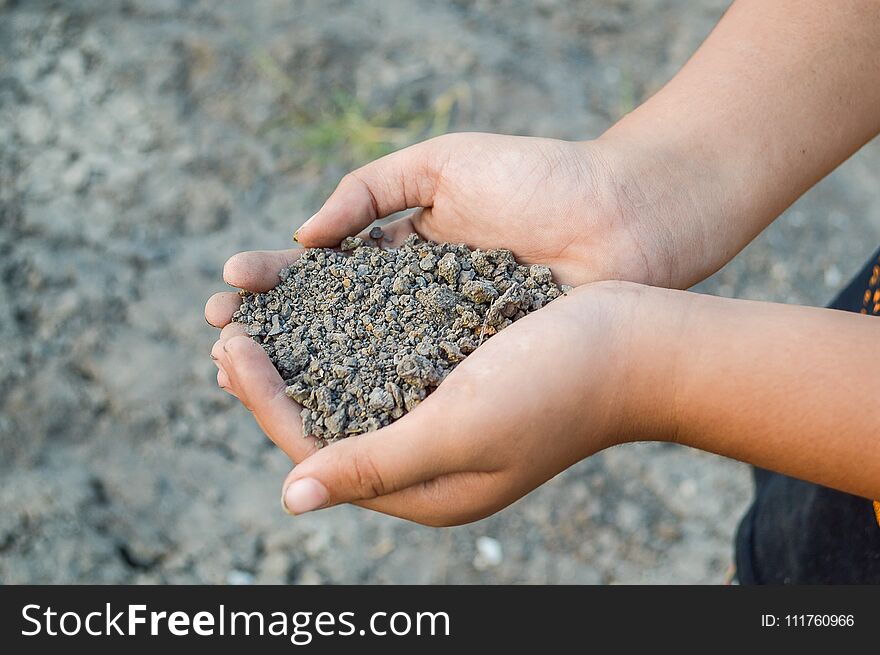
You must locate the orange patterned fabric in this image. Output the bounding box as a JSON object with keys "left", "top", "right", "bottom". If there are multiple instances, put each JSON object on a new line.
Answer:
{"left": 860, "top": 259, "right": 880, "bottom": 527}
{"left": 859, "top": 264, "right": 880, "bottom": 314}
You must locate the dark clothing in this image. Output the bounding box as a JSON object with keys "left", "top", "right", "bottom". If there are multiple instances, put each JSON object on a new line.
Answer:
{"left": 734, "top": 248, "right": 880, "bottom": 584}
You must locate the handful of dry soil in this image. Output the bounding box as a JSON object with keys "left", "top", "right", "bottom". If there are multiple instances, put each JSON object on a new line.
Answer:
{"left": 232, "top": 233, "right": 567, "bottom": 444}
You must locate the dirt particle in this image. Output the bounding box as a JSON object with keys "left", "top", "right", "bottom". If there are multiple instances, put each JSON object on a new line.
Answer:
{"left": 461, "top": 279, "right": 498, "bottom": 304}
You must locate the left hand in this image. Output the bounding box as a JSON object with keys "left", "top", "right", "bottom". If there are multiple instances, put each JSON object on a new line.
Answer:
{"left": 207, "top": 261, "right": 666, "bottom": 526}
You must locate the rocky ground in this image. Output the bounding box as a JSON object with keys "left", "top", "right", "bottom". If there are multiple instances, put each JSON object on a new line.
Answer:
{"left": 2, "top": 0, "right": 879, "bottom": 584}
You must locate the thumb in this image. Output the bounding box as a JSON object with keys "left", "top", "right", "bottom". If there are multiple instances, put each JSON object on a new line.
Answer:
{"left": 279, "top": 398, "right": 469, "bottom": 515}
{"left": 294, "top": 135, "right": 449, "bottom": 247}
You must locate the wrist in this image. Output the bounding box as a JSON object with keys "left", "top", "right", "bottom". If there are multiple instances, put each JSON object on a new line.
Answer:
{"left": 577, "top": 281, "right": 692, "bottom": 447}
{"left": 584, "top": 132, "right": 729, "bottom": 290}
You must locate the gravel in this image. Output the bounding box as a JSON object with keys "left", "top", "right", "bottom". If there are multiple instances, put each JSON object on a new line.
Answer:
{"left": 234, "top": 233, "right": 566, "bottom": 442}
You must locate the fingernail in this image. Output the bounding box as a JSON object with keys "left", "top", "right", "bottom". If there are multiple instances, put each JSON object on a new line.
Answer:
{"left": 294, "top": 212, "right": 318, "bottom": 243}
{"left": 282, "top": 478, "right": 329, "bottom": 515}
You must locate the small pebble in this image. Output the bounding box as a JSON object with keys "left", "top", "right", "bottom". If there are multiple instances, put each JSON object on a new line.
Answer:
{"left": 474, "top": 536, "right": 503, "bottom": 570}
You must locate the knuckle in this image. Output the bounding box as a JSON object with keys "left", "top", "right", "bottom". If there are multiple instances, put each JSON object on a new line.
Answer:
{"left": 348, "top": 445, "right": 389, "bottom": 499}
{"left": 344, "top": 171, "right": 380, "bottom": 219}
{"left": 341, "top": 171, "right": 368, "bottom": 195}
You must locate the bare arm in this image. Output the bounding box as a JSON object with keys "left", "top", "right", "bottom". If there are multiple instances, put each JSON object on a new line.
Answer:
{"left": 599, "top": 0, "right": 880, "bottom": 287}
{"left": 625, "top": 285, "right": 880, "bottom": 500}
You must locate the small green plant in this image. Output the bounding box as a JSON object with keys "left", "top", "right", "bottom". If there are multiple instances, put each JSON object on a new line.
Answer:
{"left": 254, "top": 50, "right": 468, "bottom": 167}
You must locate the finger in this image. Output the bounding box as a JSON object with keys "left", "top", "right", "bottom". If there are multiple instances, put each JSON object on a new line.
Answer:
{"left": 205, "top": 292, "right": 243, "bottom": 328}
{"left": 210, "top": 322, "right": 247, "bottom": 364}
{"left": 221, "top": 335, "right": 319, "bottom": 463}
{"left": 223, "top": 248, "right": 304, "bottom": 292}
{"left": 212, "top": 334, "right": 240, "bottom": 401}
{"left": 277, "top": 389, "right": 482, "bottom": 515}
{"left": 295, "top": 136, "right": 451, "bottom": 247}
{"left": 210, "top": 338, "right": 225, "bottom": 362}
{"left": 215, "top": 325, "right": 253, "bottom": 407}
{"left": 217, "top": 368, "right": 232, "bottom": 390}
{"left": 211, "top": 324, "right": 248, "bottom": 363}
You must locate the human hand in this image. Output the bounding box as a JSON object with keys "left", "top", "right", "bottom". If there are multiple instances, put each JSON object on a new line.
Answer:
{"left": 293, "top": 132, "right": 693, "bottom": 288}
{"left": 207, "top": 274, "right": 675, "bottom": 525}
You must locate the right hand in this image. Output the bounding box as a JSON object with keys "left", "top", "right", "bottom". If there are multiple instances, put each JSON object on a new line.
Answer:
{"left": 294, "top": 132, "right": 688, "bottom": 288}
{"left": 209, "top": 279, "right": 671, "bottom": 526}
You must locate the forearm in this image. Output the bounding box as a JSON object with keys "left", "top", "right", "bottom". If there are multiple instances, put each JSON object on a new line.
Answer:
{"left": 596, "top": 0, "right": 880, "bottom": 288}
{"left": 625, "top": 285, "right": 880, "bottom": 499}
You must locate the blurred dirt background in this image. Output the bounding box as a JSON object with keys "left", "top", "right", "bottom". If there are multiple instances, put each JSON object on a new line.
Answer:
{"left": 2, "top": 0, "right": 879, "bottom": 584}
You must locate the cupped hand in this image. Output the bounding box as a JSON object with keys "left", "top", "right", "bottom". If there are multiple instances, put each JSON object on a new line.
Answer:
{"left": 207, "top": 262, "right": 656, "bottom": 526}
{"left": 294, "top": 132, "right": 677, "bottom": 287}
